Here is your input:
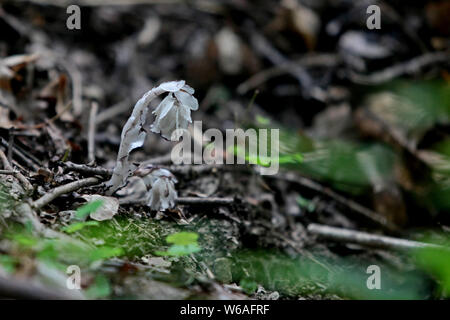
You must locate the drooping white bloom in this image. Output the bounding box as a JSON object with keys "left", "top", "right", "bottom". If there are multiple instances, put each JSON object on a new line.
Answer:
{"left": 151, "top": 83, "right": 198, "bottom": 141}
{"left": 106, "top": 80, "right": 197, "bottom": 194}
{"left": 135, "top": 166, "right": 178, "bottom": 211}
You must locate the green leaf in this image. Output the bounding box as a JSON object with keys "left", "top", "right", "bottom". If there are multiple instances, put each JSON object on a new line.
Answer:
{"left": 166, "top": 232, "right": 199, "bottom": 246}
{"left": 239, "top": 279, "right": 258, "bottom": 294}
{"left": 0, "top": 255, "right": 17, "bottom": 274}
{"left": 75, "top": 200, "right": 104, "bottom": 220}
{"left": 156, "top": 232, "right": 201, "bottom": 256}
{"left": 12, "top": 234, "right": 38, "bottom": 247}
{"left": 156, "top": 244, "right": 201, "bottom": 257}
{"left": 414, "top": 242, "right": 450, "bottom": 297}
{"left": 256, "top": 115, "right": 270, "bottom": 125}
{"left": 89, "top": 246, "right": 123, "bottom": 262}
{"left": 62, "top": 221, "right": 100, "bottom": 234}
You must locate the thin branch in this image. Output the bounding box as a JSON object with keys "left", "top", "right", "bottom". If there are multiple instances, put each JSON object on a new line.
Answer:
{"left": 0, "top": 149, "right": 33, "bottom": 191}
{"left": 0, "top": 137, "right": 40, "bottom": 171}
{"left": 307, "top": 223, "right": 442, "bottom": 251}
{"left": 249, "top": 32, "right": 328, "bottom": 102}
{"left": 176, "top": 196, "right": 234, "bottom": 205}
{"left": 0, "top": 169, "right": 17, "bottom": 175}
{"left": 349, "top": 51, "right": 450, "bottom": 85}
{"left": 32, "top": 177, "right": 100, "bottom": 209}
{"left": 120, "top": 196, "right": 234, "bottom": 206}
{"left": 62, "top": 61, "right": 83, "bottom": 116}
{"left": 63, "top": 161, "right": 111, "bottom": 176}
{"left": 88, "top": 101, "right": 99, "bottom": 163}
{"left": 63, "top": 161, "right": 251, "bottom": 177}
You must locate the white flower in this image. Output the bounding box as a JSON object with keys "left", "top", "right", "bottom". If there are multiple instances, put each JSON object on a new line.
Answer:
{"left": 150, "top": 83, "right": 198, "bottom": 141}
{"left": 135, "top": 166, "right": 178, "bottom": 211}
{"left": 106, "top": 80, "right": 197, "bottom": 193}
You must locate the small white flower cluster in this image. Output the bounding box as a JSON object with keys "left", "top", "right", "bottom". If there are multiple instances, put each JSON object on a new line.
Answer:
{"left": 151, "top": 81, "right": 198, "bottom": 141}
{"left": 107, "top": 80, "right": 198, "bottom": 212}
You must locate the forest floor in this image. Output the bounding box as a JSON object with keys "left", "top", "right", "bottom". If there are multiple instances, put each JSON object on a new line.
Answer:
{"left": 0, "top": 0, "right": 449, "bottom": 300}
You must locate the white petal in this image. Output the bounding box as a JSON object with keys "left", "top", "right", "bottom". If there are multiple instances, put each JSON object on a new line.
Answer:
{"left": 159, "top": 80, "right": 185, "bottom": 92}
{"left": 182, "top": 84, "right": 195, "bottom": 95}
{"left": 175, "top": 90, "right": 199, "bottom": 110}
{"left": 153, "top": 94, "right": 175, "bottom": 117}
{"left": 157, "top": 105, "right": 178, "bottom": 140}
{"left": 178, "top": 104, "right": 192, "bottom": 124}
{"left": 146, "top": 177, "right": 177, "bottom": 211}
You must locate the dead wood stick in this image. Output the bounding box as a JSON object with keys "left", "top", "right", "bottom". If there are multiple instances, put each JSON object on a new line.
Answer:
{"left": 250, "top": 32, "right": 327, "bottom": 101}
{"left": 0, "top": 169, "right": 17, "bottom": 174}
{"left": 349, "top": 51, "right": 450, "bottom": 85}
{"left": 62, "top": 61, "right": 83, "bottom": 116}
{"left": 176, "top": 196, "right": 234, "bottom": 205}
{"left": 63, "top": 161, "right": 111, "bottom": 176}
{"left": 0, "top": 149, "right": 33, "bottom": 191}
{"left": 88, "top": 101, "right": 99, "bottom": 163}
{"left": 62, "top": 161, "right": 250, "bottom": 177}
{"left": 32, "top": 177, "right": 100, "bottom": 209}
{"left": 119, "top": 196, "right": 234, "bottom": 206}
{"left": 307, "top": 223, "right": 442, "bottom": 251}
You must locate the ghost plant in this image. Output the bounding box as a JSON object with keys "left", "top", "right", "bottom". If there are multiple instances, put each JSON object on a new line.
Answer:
{"left": 134, "top": 166, "right": 178, "bottom": 211}
{"left": 106, "top": 80, "right": 198, "bottom": 211}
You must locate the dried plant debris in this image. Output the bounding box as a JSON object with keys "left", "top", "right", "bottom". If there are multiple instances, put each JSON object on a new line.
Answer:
{"left": 81, "top": 195, "right": 119, "bottom": 221}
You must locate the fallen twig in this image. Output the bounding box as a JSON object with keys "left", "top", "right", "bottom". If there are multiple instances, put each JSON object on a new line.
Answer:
{"left": 249, "top": 32, "right": 328, "bottom": 101}
{"left": 32, "top": 177, "right": 100, "bottom": 209}
{"left": 176, "top": 196, "right": 234, "bottom": 205}
{"left": 0, "top": 169, "right": 17, "bottom": 175}
{"left": 0, "top": 149, "right": 33, "bottom": 191}
{"left": 120, "top": 196, "right": 234, "bottom": 206}
{"left": 62, "top": 161, "right": 250, "bottom": 177}
{"left": 61, "top": 61, "right": 83, "bottom": 116}
{"left": 348, "top": 51, "right": 450, "bottom": 85}
{"left": 0, "top": 137, "right": 40, "bottom": 171}
{"left": 88, "top": 101, "right": 99, "bottom": 163}
{"left": 307, "top": 223, "right": 442, "bottom": 251}
{"left": 63, "top": 161, "right": 111, "bottom": 176}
